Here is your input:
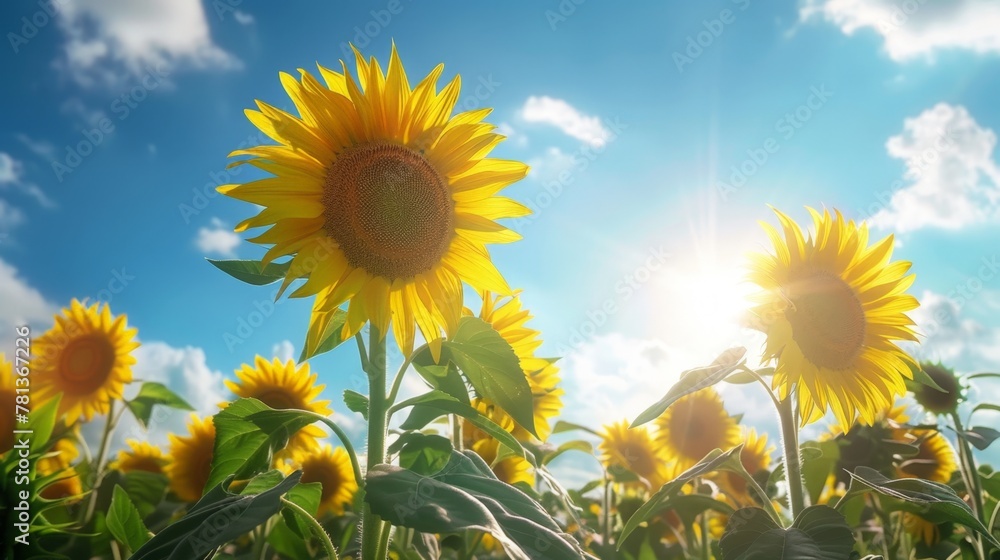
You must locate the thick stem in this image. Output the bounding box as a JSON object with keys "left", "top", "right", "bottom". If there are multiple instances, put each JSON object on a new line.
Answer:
{"left": 282, "top": 497, "right": 339, "bottom": 560}
{"left": 361, "top": 325, "right": 389, "bottom": 559}
{"left": 778, "top": 397, "right": 806, "bottom": 521}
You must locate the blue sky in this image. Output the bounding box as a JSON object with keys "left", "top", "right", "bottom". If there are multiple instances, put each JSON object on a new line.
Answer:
{"left": 2, "top": 0, "right": 1000, "bottom": 477}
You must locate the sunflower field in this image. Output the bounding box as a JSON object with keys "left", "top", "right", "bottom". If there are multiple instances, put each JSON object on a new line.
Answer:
{"left": 3, "top": 38, "right": 1000, "bottom": 560}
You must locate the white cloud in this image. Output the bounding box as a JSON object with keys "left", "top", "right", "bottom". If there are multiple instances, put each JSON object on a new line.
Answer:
{"left": 869, "top": 103, "right": 1000, "bottom": 232}
{"left": 54, "top": 0, "right": 240, "bottom": 88}
{"left": 271, "top": 340, "right": 295, "bottom": 362}
{"left": 233, "top": 10, "right": 254, "bottom": 25}
{"left": 520, "top": 96, "right": 611, "bottom": 146}
{"left": 0, "top": 257, "right": 58, "bottom": 354}
{"left": 16, "top": 134, "right": 57, "bottom": 159}
{"left": 801, "top": 0, "right": 1000, "bottom": 61}
{"left": 196, "top": 217, "right": 241, "bottom": 257}
{"left": 0, "top": 200, "right": 25, "bottom": 234}
{"left": 0, "top": 152, "right": 54, "bottom": 208}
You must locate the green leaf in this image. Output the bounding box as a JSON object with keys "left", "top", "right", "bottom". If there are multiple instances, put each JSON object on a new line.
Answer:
{"left": 952, "top": 426, "right": 1000, "bottom": 451}
{"left": 239, "top": 470, "right": 285, "bottom": 495}
{"left": 800, "top": 440, "right": 840, "bottom": 506}
{"left": 280, "top": 481, "right": 323, "bottom": 539}
{"left": 719, "top": 506, "right": 854, "bottom": 560}
{"left": 630, "top": 347, "right": 746, "bottom": 428}
{"left": 107, "top": 485, "right": 151, "bottom": 553}
{"left": 552, "top": 420, "right": 600, "bottom": 436}
{"left": 207, "top": 398, "right": 318, "bottom": 490}
{"left": 207, "top": 258, "right": 290, "bottom": 285}
{"left": 908, "top": 365, "right": 948, "bottom": 393}
{"left": 619, "top": 444, "right": 763, "bottom": 544}
{"left": 343, "top": 389, "right": 369, "bottom": 420}
{"left": 397, "top": 390, "right": 525, "bottom": 458}
{"left": 441, "top": 317, "right": 536, "bottom": 437}
{"left": 25, "top": 394, "right": 61, "bottom": 455}
{"left": 966, "top": 372, "right": 1000, "bottom": 381}
{"left": 126, "top": 382, "right": 194, "bottom": 429}
{"left": 971, "top": 402, "right": 1000, "bottom": 418}
{"left": 843, "top": 466, "right": 1000, "bottom": 549}
{"left": 541, "top": 440, "right": 594, "bottom": 466}
{"left": 396, "top": 433, "right": 454, "bottom": 475}
{"left": 131, "top": 473, "right": 301, "bottom": 560}
{"left": 299, "top": 307, "right": 349, "bottom": 362}
{"left": 365, "top": 452, "right": 588, "bottom": 560}
{"left": 122, "top": 470, "right": 169, "bottom": 519}
{"left": 412, "top": 348, "right": 472, "bottom": 405}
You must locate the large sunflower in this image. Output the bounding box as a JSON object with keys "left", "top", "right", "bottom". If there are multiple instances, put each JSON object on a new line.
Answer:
{"left": 0, "top": 354, "right": 16, "bottom": 454}
{"left": 220, "top": 44, "right": 529, "bottom": 358}
{"left": 33, "top": 299, "right": 139, "bottom": 423}
{"left": 896, "top": 429, "right": 957, "bottom": 484}
{"left": 472, "top": 291, "right": 563, "bottom": 441}
{"left": 747, "top": 208, "right": 919, "bottom": 428}
{"left": 298, "top": 444, "right": 359, "bottom": 516}
{"left": 166, "top": 415, "right": 216, "bottom": 502}
{"left": 225, "top": 356, "right": 331, "bottom": 460}
{"left": 599, "top": 420, "right": 672, "bottom": 489}
{"left": 654, "top": 387, "right": 740, "bottom": 472}
{"left": 111, "top": 439, "right": 167, "bottom": 475}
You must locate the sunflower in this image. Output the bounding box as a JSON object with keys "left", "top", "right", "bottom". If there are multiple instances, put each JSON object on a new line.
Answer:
{"left": 166, "top": 415, "right": 216, "bottom": 502}
{"left": 220, "top": 44, "right": 529, "bottom": 359}
{"left": 0, "top": 354, "right": 16, "bottom": 454}
{"left": 896, "top": 429, "right": 957, "bottom": 484}
{"left": 111, "top": 439, "right": 167, "bottom": 475}
{"left": 225, "top": 356, "right": 331, "bottom": 460}
{"left": 717, "top": 428, "right": 773, "bottom": 504}
{"left": 654, "top": 387, "right": 740, "bottom": 472}
{"left": 33, "top": 299, "right": 139, "bottom": 423}
{"left": 461, "top": 400, "right": 536, "bottom": 486}
{"left": 38, "top": 439, "right": 83, "bottom": 501}
{"left": 829, "top": 405, "right": 909, "bottom": 485}
{"left": 471, "top": 291, "right": 563, "bottom": 441}
{"left": 747, "top": 208, "right": 919, "bottom": 428}
{"left": 910, "top": 361, "right": 963, "bottom": 415}
{"left": 599, "top": 420, "right": 672, "bottom": 489}
{"left": 298, "top": 444, "right": 358, "bottom": 516}
{"left": 903, "top": 513, "right": 946, "bottom": 546}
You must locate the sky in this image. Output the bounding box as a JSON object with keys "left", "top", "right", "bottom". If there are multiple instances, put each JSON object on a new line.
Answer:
{"left": 2, "top": 0, "right": 1000, "bottom": 485}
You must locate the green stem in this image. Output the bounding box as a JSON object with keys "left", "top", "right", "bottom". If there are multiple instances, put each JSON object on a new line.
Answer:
{"left": 602, "top": 477, "right": 612, "bottom": 546}
{"left": 952, "top": 412, "right": 987, "bottom": 559}
{"left": 361, "top": 324, "right": 389, "bottom": 559}
{"left": 83, "top": 401, "right": 123, "bottom": 525}
{"left": 375, "top": 519, "right": 392, "bottom": 559}
{"left": 700, "top": 509, "right": 710, "bottom": 560}
{"left": 952, "top": 412, "right": 986, "bottom": 519}
{"left": 281, "top": 497, "right": 339, "bottom": 560}
{"left": 778, "top": 396, "right": 806, "bottom": 522}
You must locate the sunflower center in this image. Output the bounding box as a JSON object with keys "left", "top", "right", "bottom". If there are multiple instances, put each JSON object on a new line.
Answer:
{"left": 59, "top": 334, "right": 116, "bottom": 394}
{"left": 668, "top": 401, "right": 728, "bottom": 461}
{"left": 303, "top": 461, "right": 342, "bottom": 502}
{"left": 255, "top": 389, "right": 299, "bottom": 410}
{"left": 785, "top": 271, "right": 866, "bottom": 371}
{"left": 322, "top": 142, "right": 454, "bottom": 280}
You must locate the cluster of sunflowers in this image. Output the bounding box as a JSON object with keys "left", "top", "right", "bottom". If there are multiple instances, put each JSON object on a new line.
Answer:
{"left": 3, "top": 44, "right": 998, "bottom": 560}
